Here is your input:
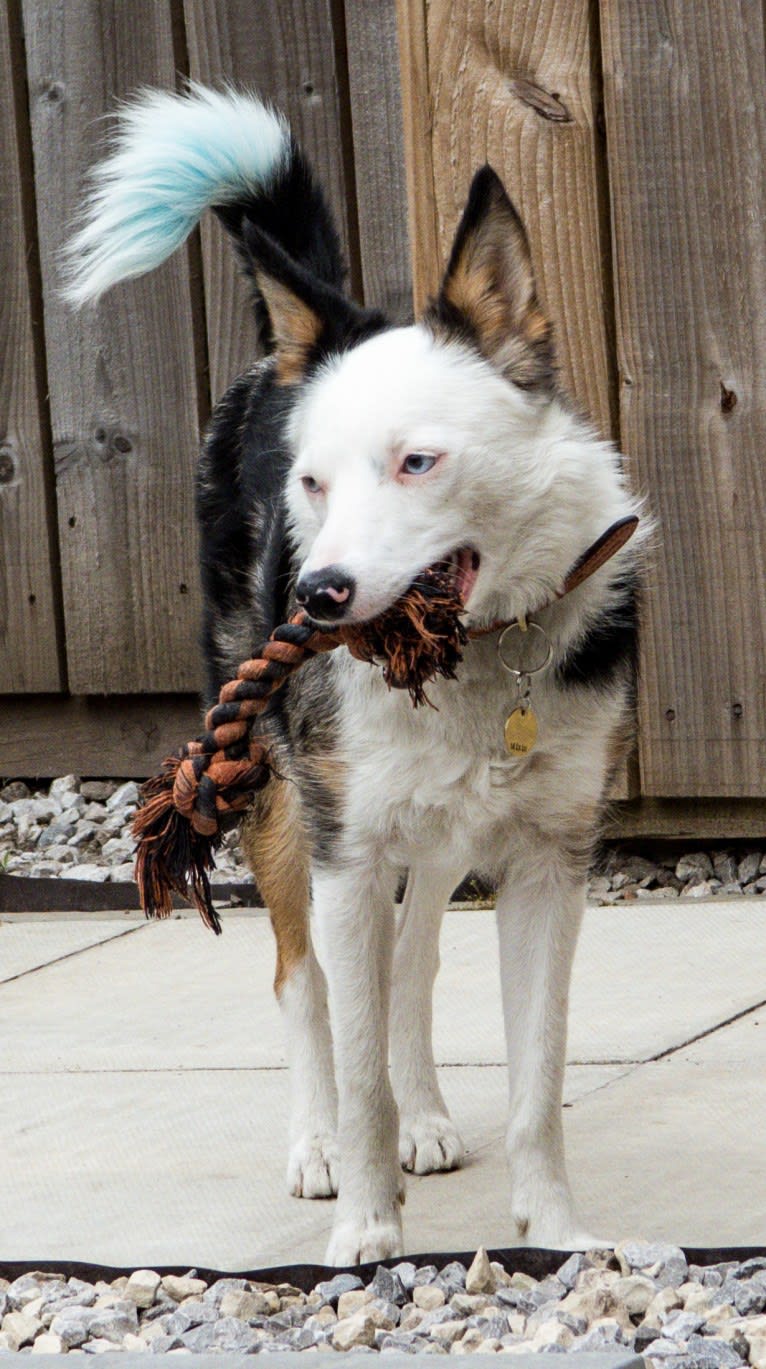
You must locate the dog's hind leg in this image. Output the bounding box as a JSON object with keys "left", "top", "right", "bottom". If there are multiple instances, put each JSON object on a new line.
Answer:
{"left": 495, "top": 825, "right": 598, "bottom": 1249}
{"left": 241, "top": 782, "right": 339, "bottom": 1199}
{"left": 390, "top": 863, "right": 466, "bottom": 1174}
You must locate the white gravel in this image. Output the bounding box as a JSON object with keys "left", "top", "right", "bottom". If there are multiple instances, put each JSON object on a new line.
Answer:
{"left": 1, "top": 1244, "right": 766, "bottom": 1362}
{"left": 1, "top": 776, "right": 766, "bottom": 903}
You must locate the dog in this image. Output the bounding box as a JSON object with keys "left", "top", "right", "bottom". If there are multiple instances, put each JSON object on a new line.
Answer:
{"left": 66, "top": 84, "right": 647, "bottom": 1264}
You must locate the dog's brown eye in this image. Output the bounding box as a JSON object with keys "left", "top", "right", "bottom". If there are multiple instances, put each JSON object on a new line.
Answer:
{"left": 402, "top": 452, "right": 437, "bottom": 476}
{"left": 301, "top": 475, "right": 322, "bottom": 494}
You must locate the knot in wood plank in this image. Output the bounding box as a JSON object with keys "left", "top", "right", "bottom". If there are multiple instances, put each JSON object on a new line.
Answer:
{"left": 509, "top": 77, "right": 572, "bottom": 123}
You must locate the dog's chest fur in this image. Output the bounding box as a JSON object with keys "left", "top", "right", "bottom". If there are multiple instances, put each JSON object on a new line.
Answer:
{"left": 287, "top": 633, "right": 623, "bottom": 878}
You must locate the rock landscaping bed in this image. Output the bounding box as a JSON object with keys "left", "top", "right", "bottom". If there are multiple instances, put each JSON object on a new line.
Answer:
{"left": 2, "top": 1244, "right": 766, "bottom": 1363}
{"left": 1, "top": 776, "right": 765, "bottom": 904}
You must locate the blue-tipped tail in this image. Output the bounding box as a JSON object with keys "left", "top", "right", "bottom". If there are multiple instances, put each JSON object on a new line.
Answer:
{"left": 64, "top": 83, "right": 291, "bottom": 305}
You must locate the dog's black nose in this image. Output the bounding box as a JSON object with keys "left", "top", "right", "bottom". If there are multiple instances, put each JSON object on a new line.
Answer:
{"left": 295, "top": 566, "right": 356, "bottom": 621}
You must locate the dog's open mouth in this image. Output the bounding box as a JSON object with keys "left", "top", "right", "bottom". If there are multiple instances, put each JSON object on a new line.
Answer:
{"left": 434, "top": 545, "right": 481, "bottom": 607}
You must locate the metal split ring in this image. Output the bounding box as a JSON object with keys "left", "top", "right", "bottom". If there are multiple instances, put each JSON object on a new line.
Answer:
{"left": 496, "top": 619, "right": 553, "bottom": 678}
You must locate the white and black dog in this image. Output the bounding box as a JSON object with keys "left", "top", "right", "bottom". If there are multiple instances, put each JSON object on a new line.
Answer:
{"left": 67, "top": 85, "right": 647, "bottom": 1264}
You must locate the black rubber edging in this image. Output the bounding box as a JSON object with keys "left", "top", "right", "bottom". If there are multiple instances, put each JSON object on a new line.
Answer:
{"left": 1, "top": 1248, "right": 765, "bottom": 1294}
{"left": 0, "top": 874, "right": 261, "bottom": 914}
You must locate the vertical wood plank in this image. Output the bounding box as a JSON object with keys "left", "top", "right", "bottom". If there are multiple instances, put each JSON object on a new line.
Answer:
{"left": 411, "top": 0, "right": 617, "bottom": 439}
{"left": 0, "top": 1, "right": 63, "bottom": 692}
{"left": 396, "top": 0, "right": 440, "bottom": 314}
{"left": 601, "top": 0, "right": 766, "bottom": 796}
{"left": 22, "top": 0, "right": 203, "bottom": 694}
{"left": 183, "top": 0, "right": 359, "bottom": 401}
{"left": 343, "top": 0, "right": 411, "bottom": 321}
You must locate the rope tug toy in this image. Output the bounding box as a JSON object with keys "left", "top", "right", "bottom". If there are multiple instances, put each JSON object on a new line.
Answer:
{"left": 132, "top": 568, "right": 467, "bottom": 932}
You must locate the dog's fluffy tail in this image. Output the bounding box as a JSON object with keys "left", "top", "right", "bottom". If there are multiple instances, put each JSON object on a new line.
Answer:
{"left": 64, "top": 83, "right": 344, "bottom": 307}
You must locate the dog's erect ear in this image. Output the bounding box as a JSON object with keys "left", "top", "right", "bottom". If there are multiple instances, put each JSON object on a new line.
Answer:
{"left": 425, "top": 166, "right": 553, "bottom": 390}
{"left": 240, "top": 219, "right": 384, "bottom": 384}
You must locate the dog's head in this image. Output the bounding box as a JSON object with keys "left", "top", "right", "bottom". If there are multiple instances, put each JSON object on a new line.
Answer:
{"left": 247, "top": 168, "right": 608, "bottom": 627}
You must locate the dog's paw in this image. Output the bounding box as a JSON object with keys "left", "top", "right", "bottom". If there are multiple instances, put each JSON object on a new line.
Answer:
{"left": 287, "top": 1132, "right": 339, "bottom": 1199}
{"left": 325, "top": 1208, "right": 404, "bottom": 1266}
{"left": 399, "top": 1112, "right": 465, "bottom": 1174}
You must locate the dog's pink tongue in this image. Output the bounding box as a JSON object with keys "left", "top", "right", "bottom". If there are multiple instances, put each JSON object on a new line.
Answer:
{"left": 455, "top": 547, "right": 480, "bottom": 605}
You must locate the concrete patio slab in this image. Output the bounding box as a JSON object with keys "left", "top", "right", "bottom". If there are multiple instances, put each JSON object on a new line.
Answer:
{"left": 0, "top": 899, "right": 763, "bottom": 1267}
{"left": 565, "top": 1006, "right": 766, "bottom": 1246}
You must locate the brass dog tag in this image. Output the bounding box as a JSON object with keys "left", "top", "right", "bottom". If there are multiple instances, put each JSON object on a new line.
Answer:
{"left": 504, "top": 706, "right": 538, "bottom": 756}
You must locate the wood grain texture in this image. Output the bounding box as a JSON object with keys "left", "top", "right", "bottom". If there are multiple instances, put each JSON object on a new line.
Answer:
{"left": 604, "top": 798, "right": 766, "bottom": 842}
{"left": 22, "top": 0, "right": 202, "bottom": 694}
{"left": 344, "top": 0, "right": 412, "bottom": 321}
{"left": 0, "top": 694, "right": 201, "bottom": 778}
{"left": 183, "top": 0, "right": 358, "bottom": 401}
{"left": 601, "top": 0, "right": 766, "bottom": 796}
{"left": 396, "top": 0, "right": 440, "bottom": 313}
{"left": 411, "top": 0, "right": 617, "bottom": 438}
{"left": 0, "top": 2, "right": 63, "bottom": 692}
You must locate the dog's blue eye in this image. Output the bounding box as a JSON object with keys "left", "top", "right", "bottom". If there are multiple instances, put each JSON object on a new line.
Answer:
{"left": 402, "top": 453, "right": 437, "bottom": 475}
{"left": 301, "top": 475, "right": 322, "bottom": 494}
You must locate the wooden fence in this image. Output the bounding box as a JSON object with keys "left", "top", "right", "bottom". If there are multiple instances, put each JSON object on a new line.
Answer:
{"left": 2, "top": 0, "right": 765, "bottom": 838}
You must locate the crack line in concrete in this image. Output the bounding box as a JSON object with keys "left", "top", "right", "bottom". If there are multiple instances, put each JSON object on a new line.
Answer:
{"left": 0, "top": 922, "right": 152, "bottom": 987}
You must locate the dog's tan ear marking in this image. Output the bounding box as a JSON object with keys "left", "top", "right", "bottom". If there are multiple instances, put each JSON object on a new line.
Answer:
{"left": 253, "top": 269, "right": 324, "bottom": 386}
{"left": 426, "top": 167, "right": 554, "bottom": 390}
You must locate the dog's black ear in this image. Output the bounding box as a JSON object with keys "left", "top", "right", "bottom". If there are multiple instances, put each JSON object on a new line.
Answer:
{"left": 425, "top": 167, "right": 553, "bottom": 390}
{"left": 240, "top": 219, "right": 384, "bottom": 384}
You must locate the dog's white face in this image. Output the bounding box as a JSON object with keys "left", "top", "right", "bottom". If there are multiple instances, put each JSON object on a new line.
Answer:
{"left": 285, "top": 326, "right": 538, "bottom": 623}
{"left": 285, "top": 323, "right": 624, "bottom": 627}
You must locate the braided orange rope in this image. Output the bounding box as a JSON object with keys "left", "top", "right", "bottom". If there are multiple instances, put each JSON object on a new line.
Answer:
{"left": 133, "top": 571, "right": 468, "bottom": 931}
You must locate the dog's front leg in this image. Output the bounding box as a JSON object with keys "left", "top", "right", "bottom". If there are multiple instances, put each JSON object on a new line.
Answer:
{"left": 390, "top": 862, "right": 466, "bottom": 1173}
{"left": 496, "top": 836, "right": 598, "bottom": 1249}
{"left": 314, "top": 861, "right": 404, "bottom": 1265}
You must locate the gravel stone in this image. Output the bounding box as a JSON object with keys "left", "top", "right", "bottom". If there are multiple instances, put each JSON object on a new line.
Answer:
{"left": 333, "top": 1311, "right": 377, "bottom": 1350}
{"left": 30, "top": 1331, "right": 64, "bottom": 1353}
{"left": 80, "top": 781, "right": 117, "bottom": 801}
{"left": 87, "top": 1299, "right": 139, "bottom": 1341}
{"left": 556, "top": 1252, "right": 592, "bottom": 1290}
{"left": 125, "top": 1269, "right": 161, "bottom": 1308}
{"left": 160, "top": 1274, "right": 206, "bottom": 1303}
{"left": 412, "top": 1266, "right": 439, "bottom": 1287}
{"left": 413, "top": 1285, "right": 445, "bottom": 1311}
{"left": 685, "top": 1333, "right": 744, "bottom": 1367}
{"left": 1, "top": 1311, "right": 43, "bottom": 1350}
{"left": 106, "top": 780, "right": 140, "bottom": 811}
{"left": 5, "top": 1276, "right": 56, "bottom": 1312}
{"left": 369, "top": 1266, "right": 406, "bottom": 1306}
{"left": 337, "top": 1288, "right": 374, "bottom": 1319}
{"left": 316, "top": 1273, "right": 364, "bottom": 1305}
{"left": 49, "top": 1306, "right": 96, "bottom": 1348}
{"left": 676, "top": 852, "right": 715, "bottom": 882}
{"left": 465, "top": 1247, "right": 495, "bottom": 1294}
{"left": 616, "top": 1238, "right": 688, "bottom": 1288}
{"left": 67, "top": 863, "right": 110, "bottom": 882}
{"left": 613, "top": 1273, "right": 657, "bottom": 1317}
{"left": 219, "top": 1287, "right": 272, "bottom": 1320}
{"left": 731, "top": 1276, "right": 766, "bottom": 1316}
